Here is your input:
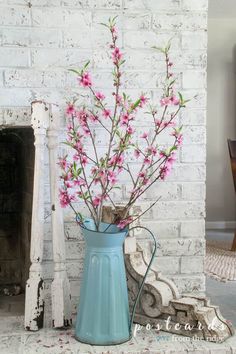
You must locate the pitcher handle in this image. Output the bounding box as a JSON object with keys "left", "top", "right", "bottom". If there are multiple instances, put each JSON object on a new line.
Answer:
{"left": 128, "top": 226, "right": 157, "bottom": 336}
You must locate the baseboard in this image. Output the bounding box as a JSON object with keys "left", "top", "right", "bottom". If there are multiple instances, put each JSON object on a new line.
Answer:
{"left": 206, "top": 221, "right": 236, "bottom": 229}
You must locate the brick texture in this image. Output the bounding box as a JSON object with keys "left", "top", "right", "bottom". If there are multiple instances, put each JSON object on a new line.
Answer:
{"left": 0, "top": 1, "right": 208, "bottom": 296}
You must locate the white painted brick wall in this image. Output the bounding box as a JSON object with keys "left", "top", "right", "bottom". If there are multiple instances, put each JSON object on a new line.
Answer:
{"left": 0, "top": 0, "right": 208, "bottom": 297}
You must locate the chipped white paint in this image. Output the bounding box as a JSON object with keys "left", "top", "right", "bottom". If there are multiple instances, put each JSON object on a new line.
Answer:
{"left": 24, "top": 101, "right": 49, "bottom": 331}
{"left": 125, "top": 245, "right": 234, "bottom": 342}
{"left": 48, "top": 104, "right": 72, "bottom": 328}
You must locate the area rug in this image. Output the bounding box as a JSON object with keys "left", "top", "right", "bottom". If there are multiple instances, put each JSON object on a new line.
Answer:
{"left": 205, "top": 240, "right": 236, "bottom": 282}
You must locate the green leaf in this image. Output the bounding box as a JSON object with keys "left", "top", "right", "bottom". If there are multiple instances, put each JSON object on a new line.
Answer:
{"left": 131, "top": 98, "right": 141, "bottom": 111}
{"left": 83, "top": 60, "right": 90, "bottom": 70}
{"left": 68, "top": 68, "right": 81, "bottom": 75}
{"left": 152, "top": 46, "right": 165, "bottom": 54}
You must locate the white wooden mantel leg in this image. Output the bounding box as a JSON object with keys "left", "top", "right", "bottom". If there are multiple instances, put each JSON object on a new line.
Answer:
{"left": 48, "top": 105, "right": 72, "bottom": 328}
{"left": 25, "top": 101, "right": 49, "bottom": 331}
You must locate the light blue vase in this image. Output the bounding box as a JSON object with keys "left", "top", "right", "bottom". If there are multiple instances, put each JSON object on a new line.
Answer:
{"left": 75, "top": 218, "right": 130, "bottom": 345}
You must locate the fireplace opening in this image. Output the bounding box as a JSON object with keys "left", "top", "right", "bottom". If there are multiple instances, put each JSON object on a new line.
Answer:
{"left": 0, "top": 127, "right": 34, "bottom": 316}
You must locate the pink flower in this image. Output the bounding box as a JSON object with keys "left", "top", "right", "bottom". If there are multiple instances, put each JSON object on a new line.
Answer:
{"left": 139, "top": 171, "right": 146, "bottom": 178}
{"left": 58, "top": 157, "right": 68, "bottom": 170}
{"left": 59, "top": 189, "right": 75, "bottom": 208}
{"left": 91, "top": 166, "right": 98, "bottom": 175}
{"left": 144, "top": 157, "right": 151, "bottom": 165}
{"left": 142, "top": 177, "right": 150, "bottom": 185}
{"left": 112, "top": 47, "right": 123, "bottom": 64}
{"left": 117, "top": 154, "right": 124, "bottom": 166}
{"left": 109, "top": 154, "right": 124, "bottom": 167}
{"left": 92, "top": 196, "right": 101, "bottom": 207}
{"left": 160, "top": 97, "right": 171, "bottom": 106}
{"left": 66, "top": 104, "right": 75, "bottom": 116}
{"left": 126, "top": 126, "right": 135, "bottom": 135}
{"left": 111, "top": 26, "right": 117, "bottom": 34}
{"left": 90, "top": 114, "right": 98, "bottom": 123}
{"left": 95, "top": 91, "right": 105, "bottom": 101}
{"left": 102, "top": 109, "right": 111, "bottom": 119}
{"left": 154, "top": 119, "right": 161, "bottom": 127}
{"left": 177, "top": 134, "right": 183, "bottom": 146}
{"left": 167, "top": 152, "right": 176, "bottom": 166}
{"left": 160, "top": 165, "right": 171, "bottom": 180}
{"left": 92, "top": 194, "right": 105, "bottom": 207}
{"left": 139, "top": 95, "right": 148, "bottom": 108}
{"left": 73, "top": 153, "right": 79, "bottom": 161}
{"left": 141, "top": 132, "right": 148, "bottom": 139}
{"left": 82, "top": 126, "right": 90, "bottom": 136}
{"left": 115, "top": 94, "right": 122, "bottom": 105}
{"left": 75, "top": 141, "right": 83, "bottom": 153}
{"left": 146, "top": 145, "right": 157, "bottom": 156}
{"left": 79, "top": 72, "right": 92, "bottom": 87}
{"left": 74, "top": 178, "right": 85, "bottom": 187}
{"left": 65, "top": 181, "right": 72, "bottom": 188}
{"left": 134, "top": 149, "right": 141, "bottom": 158}
{"left": 107, "top": 170, "right": 118, "bottom": 185}
{"left": 120, "top": 113, "right": 129, "bottom": 126}
{"left": 81, "top": 155, "right": 88, "bottom": 166}
{"left": 170, "top": 96, "right": 180, "bottom": 106}
{"left": 117, "top": 216, "right": 133, "bottom": 230}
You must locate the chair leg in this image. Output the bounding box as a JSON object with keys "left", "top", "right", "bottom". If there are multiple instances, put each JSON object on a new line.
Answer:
{"left": 231, "top": 230, "right": 236, "bottom": 251}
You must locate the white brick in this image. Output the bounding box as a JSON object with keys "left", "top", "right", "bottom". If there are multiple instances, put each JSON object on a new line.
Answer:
{"left": 30, "top": 0, "right": 61, "bottom": 5}
{"left": 0, "top": 108, "right": 3, "bottom": 124}
{"left": 64, "top": 9, "right": 91, "bottom": 29}
{"left": 0, "top": 48, "right": 29, "bottom": 66}
{"left": 180, "top": 109, "right": 206, "bottom": 125}
{"left": 138, "top": 220, "right": 179, "bottom": 239}
{"left": 30, "top": 28, "right": 63, "bottom": 48}
{"left": 153, "top": 256, "right": 180, "bottom": 275}
{"left": 124, "top": 13, "right": 151, "bottom": 30}
{"left": 181, "top": 90, "right": 207, "bottom": 109}
{"left": 181, "top": 144, "right": 206, "bottom": 163}
{"left": 91, "top": 0, "right": 122, "bottom": 9}
{"left": 140, "top": 238, "right": 205, "bottom": 256}
{"left": 182, "top": 70, "right": 207, "bottom": 89}
{"left": 182, "top": 0, "right": 208, "bottom": 11}
{"left": 3, "top": 107, "right": 31, "bottom": 126}
{"left": 4, "top": 69, "right": 44, "bottom": 87}
{"left": 183, "top": 51, "right": 207, "bottom": 70}
{"left": 149, "top": 201, "right": 205, "bottom": 220}
{"left": 182, "top": 126, "right": 206, "bottom": 144}
{"left": 0, "top": 88, "right": 31, "bottom": 106}
{"left": 181, "top": 182, "right": 206, "bottom": 201}
{"left": 0, "top": 70, "right": 3, "bottom": 87}
{"left": 31, "top": 48, "right": 91, "bottom": 67}
{"left": 0, "top": 28, "right": 62, "bottom": 48}
{"left": 124, "top": 0, "right": 181, "bottom": 11}
{"left": 182, "top": 31, "right": 207, "bottom": 50}
{"left": 174, "top": 164, "right": 206, "bottom": 182}
{"left": 145, "top": 182, "right": 180, "bottom": 201}
{"left": 180, "top": 256, "right": 204, "bottom": 274}
{"left": 153, "top": 13, "right": 207, "bottom": 31}
{"left": 180, "top": 220, "right": 205, "bottom": 238}
{"left": 1, "top": 28, "right": 29, "bottom": 47}
{"left": 61, "top": 0, "right": 90, "bottom": 6}
{"left": 63, "top": 28, "right": 92, "bottom": 48}
{"left": 32, "top": 7, "right": 64, "bottom": 27}
{"left": 0, "top": 6, "right": 30, "bottom": 26}
{"left": 124, "top": 31, "right": 180, "bottom": 49}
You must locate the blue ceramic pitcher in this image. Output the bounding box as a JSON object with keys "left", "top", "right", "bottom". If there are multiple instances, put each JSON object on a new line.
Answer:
{"left": 75, "top": 218, "right": 130, "bottom": 345}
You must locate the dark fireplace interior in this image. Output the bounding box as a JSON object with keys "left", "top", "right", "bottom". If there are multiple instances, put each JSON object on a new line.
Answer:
{"left": 0, "top": 127, "right": 34, "bottom": 316}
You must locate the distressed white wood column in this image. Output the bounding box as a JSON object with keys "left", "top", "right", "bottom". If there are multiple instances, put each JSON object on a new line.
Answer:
{"left": 25, "top": 101, "right": 49, "bottom": 331}
{"left": 48, "top": 105, "right": 72, "bottom": 328}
